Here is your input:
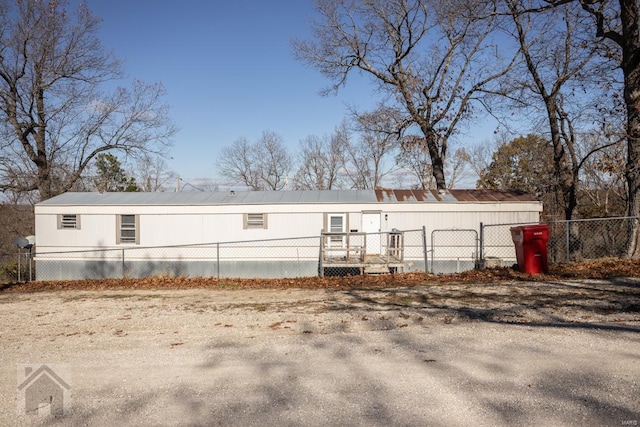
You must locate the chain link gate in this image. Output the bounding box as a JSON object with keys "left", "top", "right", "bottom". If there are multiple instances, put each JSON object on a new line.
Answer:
{"left": 430, "top": 229, "right": 479, "bottom": 274}
{"left": 479, "top": 222, "right": 538, "bottom": 267}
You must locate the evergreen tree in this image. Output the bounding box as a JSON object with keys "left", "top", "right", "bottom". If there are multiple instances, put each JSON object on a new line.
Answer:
{"left": 93, "top": 154, "right": 140, "bottom": 192}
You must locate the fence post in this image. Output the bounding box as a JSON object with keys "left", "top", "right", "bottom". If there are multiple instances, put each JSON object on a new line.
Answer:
{"left": 422, "top": 225, "right": 429, "bottom": 273}
{"left": 479, "top": 222, "right": 484, "bottom": 264}
{"left": 17, "top": 250, "right": 21, "bottom": 282}
{"left": 216, "top": 242, "right": 220, "bottom": 281}
{"left": 565, "top": 221, "right": 570, "bottom": 262}
{"left": 122, "top": 249, "right": 125, "bottom": 278}
{"left": 24, "top": 249, "right": 33, "bottom": 282}
{"left": 319, "top": 233, "right": 324, "bottom": 277}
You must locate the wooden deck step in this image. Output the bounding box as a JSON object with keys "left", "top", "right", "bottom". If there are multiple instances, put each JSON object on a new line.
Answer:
{"left": 364, "top": 265, "right": 390, "bottom": 275}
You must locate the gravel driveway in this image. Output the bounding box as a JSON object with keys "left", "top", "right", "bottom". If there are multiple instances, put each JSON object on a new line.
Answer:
{"left": 1, "top": 280, "right": 639, "bottom": 426}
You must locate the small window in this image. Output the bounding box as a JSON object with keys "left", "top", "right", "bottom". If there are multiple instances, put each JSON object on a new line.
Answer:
{"left": 330, "top": 215, "right": 344, "bottom": 233}
{"left": 244, "top": 213, "right": 267, "bottom": 229}
{"left": 118, "top": 214, "right": 138, "bottom": 244}
{"left": 328, "top": 214, "right": 345, "bottom": 244}
{"left": 58, "top": 214, "right": 80, "bottom": 229}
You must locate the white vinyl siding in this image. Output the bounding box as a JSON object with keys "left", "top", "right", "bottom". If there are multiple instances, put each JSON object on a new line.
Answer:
{"left": 58, "top": 214, "right": 80, "bottom": 229}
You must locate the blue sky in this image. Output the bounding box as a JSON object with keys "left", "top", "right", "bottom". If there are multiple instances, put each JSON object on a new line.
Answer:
{"left": 85, "top": 0, "right": 380, "bottom": 185}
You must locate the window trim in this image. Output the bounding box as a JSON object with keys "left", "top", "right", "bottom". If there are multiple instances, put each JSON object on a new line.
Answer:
{"left": 57, "top": 214, "right": 80, "bottom": 230}
{"left": 116, "top": 214, "right": 139, "bottom": 244}
{"left": 243, "top": 213, "right": 268, "bottom": 229}
{"left": 327, "top": 213, "right": 346, "bottom": 245}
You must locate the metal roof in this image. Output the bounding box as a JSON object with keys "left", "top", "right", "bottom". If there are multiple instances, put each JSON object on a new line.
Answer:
{"left": 374, "top": 189, "right": 536, "bottom": 203}
{"left": 37, "top": 189, "right": 537, "bottom": 206}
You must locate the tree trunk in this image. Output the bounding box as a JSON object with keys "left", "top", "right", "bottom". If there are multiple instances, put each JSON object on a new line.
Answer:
{"left": 620, "top": 0, "right": 640, "bottom": 257}
{"left": 422, "top": 127, "right": 447, "bottom": 190}
{"left": 549, "top": 106, "right": 582, "bottom": 260}
{"left": 430, "top": 156, "right": 447, "bottom": 190}
{"left": 546, "top": 100, "right": 577, "bottom": 221}
{"left": 624, "top": 99, "right": 640, "bottom": 257}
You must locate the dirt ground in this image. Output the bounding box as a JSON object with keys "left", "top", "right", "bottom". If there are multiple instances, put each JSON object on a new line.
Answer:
{"left": 2, "top": 277, "right": 639, "bottom": 331}
{"left": 1, "top": 263, "right": 640, "bottom": 425}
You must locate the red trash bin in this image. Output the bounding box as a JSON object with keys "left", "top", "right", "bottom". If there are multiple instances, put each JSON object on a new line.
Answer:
{"left": 510, "top": 224, "right": 549, "bottom": 274}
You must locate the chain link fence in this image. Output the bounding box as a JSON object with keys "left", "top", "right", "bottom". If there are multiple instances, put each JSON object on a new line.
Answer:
{"left": 480, "top": 216, "right": 638, "bottom": 266}
{"left": 34, "top": 236, "right": 323, "bottom": 281}
{"left": 546, "top": 217, "right": 635, "bottom": 263}
{"left": 3, "top": 216, "right": 637, "bottom": 283}
{"left": 430, "top": 229, "right": 478, "bottom": 274}
{"left": 33, "top": 230, "right": 431, "bottom": 280}
{"left": 0, "top": 252, "right": 33, "bottom": 283}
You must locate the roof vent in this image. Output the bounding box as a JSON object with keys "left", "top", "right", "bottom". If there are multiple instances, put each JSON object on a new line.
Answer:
{"left": 229, "top": 190, "right": 236, "bottom": 196}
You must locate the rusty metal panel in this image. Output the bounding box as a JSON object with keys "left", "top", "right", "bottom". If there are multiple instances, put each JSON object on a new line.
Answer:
{"left": 449, "top": 189, "right": 536, "bottom": 203}
{"left": 449, "top": 190, "right": 478, "bottom": 202}
{"left": 394, "top": 189, "right": 418, "bottom": 202}
{"left": 375, "top": 188, "right": 396, "bottom": 202}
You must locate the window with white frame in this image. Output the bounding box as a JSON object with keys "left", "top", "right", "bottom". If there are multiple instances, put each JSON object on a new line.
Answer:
{"left": 244, "top": 213, "right": 267, "bottom": 229}
{"left": 118, "top": 214, "right": 138, "bottom": 244}
{"left": 328, "top": 213, "right": 345, "bottom": 244}
{"left": 58, "top": 214, "right": 80, "bottom": 229}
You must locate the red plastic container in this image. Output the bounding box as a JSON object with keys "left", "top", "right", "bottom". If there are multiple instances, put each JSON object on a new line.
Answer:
{"left": 510, "top": 224, "right": 549, "bottom": 274}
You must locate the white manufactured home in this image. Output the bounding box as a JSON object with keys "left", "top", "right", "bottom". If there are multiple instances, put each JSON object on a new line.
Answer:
{"left": 34, "top": 189, "right": 542, "bottom": 280}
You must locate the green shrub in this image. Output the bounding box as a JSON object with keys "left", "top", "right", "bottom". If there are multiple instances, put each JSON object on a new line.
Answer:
{"left": 0, "top": 257, "right": 28, "bottom": 283}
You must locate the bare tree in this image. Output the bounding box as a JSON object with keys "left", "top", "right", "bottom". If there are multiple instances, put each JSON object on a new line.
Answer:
{"left": 521, "top": 0, "right": 640, "bottom": 254}
{"left": 217, "top": 131, "right": 293, "bottom": 191}
{"left": 396, "top": 136, "right": 475, "bottom": 189}
{"left": 0, "top": 202, "right": 33, "bottom": 255}
{"left": 0, "top": 1, "right": 176, "bottom": 202}
{"left": 396, "top": 135, "right": 435, "bottom": 189}
{"left": 343, "top": 108, "right": 400, "bottom": 189}
{"left": 217, "top": 137, "right": 261, "bottom": 190}
{"left": 257, "top": 131, "right": 294, "bottom": 190}
{"left": 293, "top": 0, "right": 515, "bottom": 189}
{"left": 133, "top": 153, "right": 176, "bottom": 192}
{"left": 459, "top": 137, "right": 500, "bottom": 185}
{"left": 505, "top": 0, "right": 620, "bottom": 221}
{"left": 293, "top": 124, "right": 348, "bottom": 190}
{"left": 578, "top": 0, "right": 640, "bottom": 255}
{"left": 447, "top": 148, "right": 475, "bottom": 189}
{"left": 195, "top": 178, "right": 220, "bottom": 192}
{"left": 580, "top": 132, "right": 627, "bottom": 216}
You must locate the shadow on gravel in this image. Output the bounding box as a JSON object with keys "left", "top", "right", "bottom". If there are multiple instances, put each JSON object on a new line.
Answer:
{"left": 335, "top": 278, "right": 640, "bottom": 334}
{"left": 43, "top": 327, "right": 640, "bottom": 426}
